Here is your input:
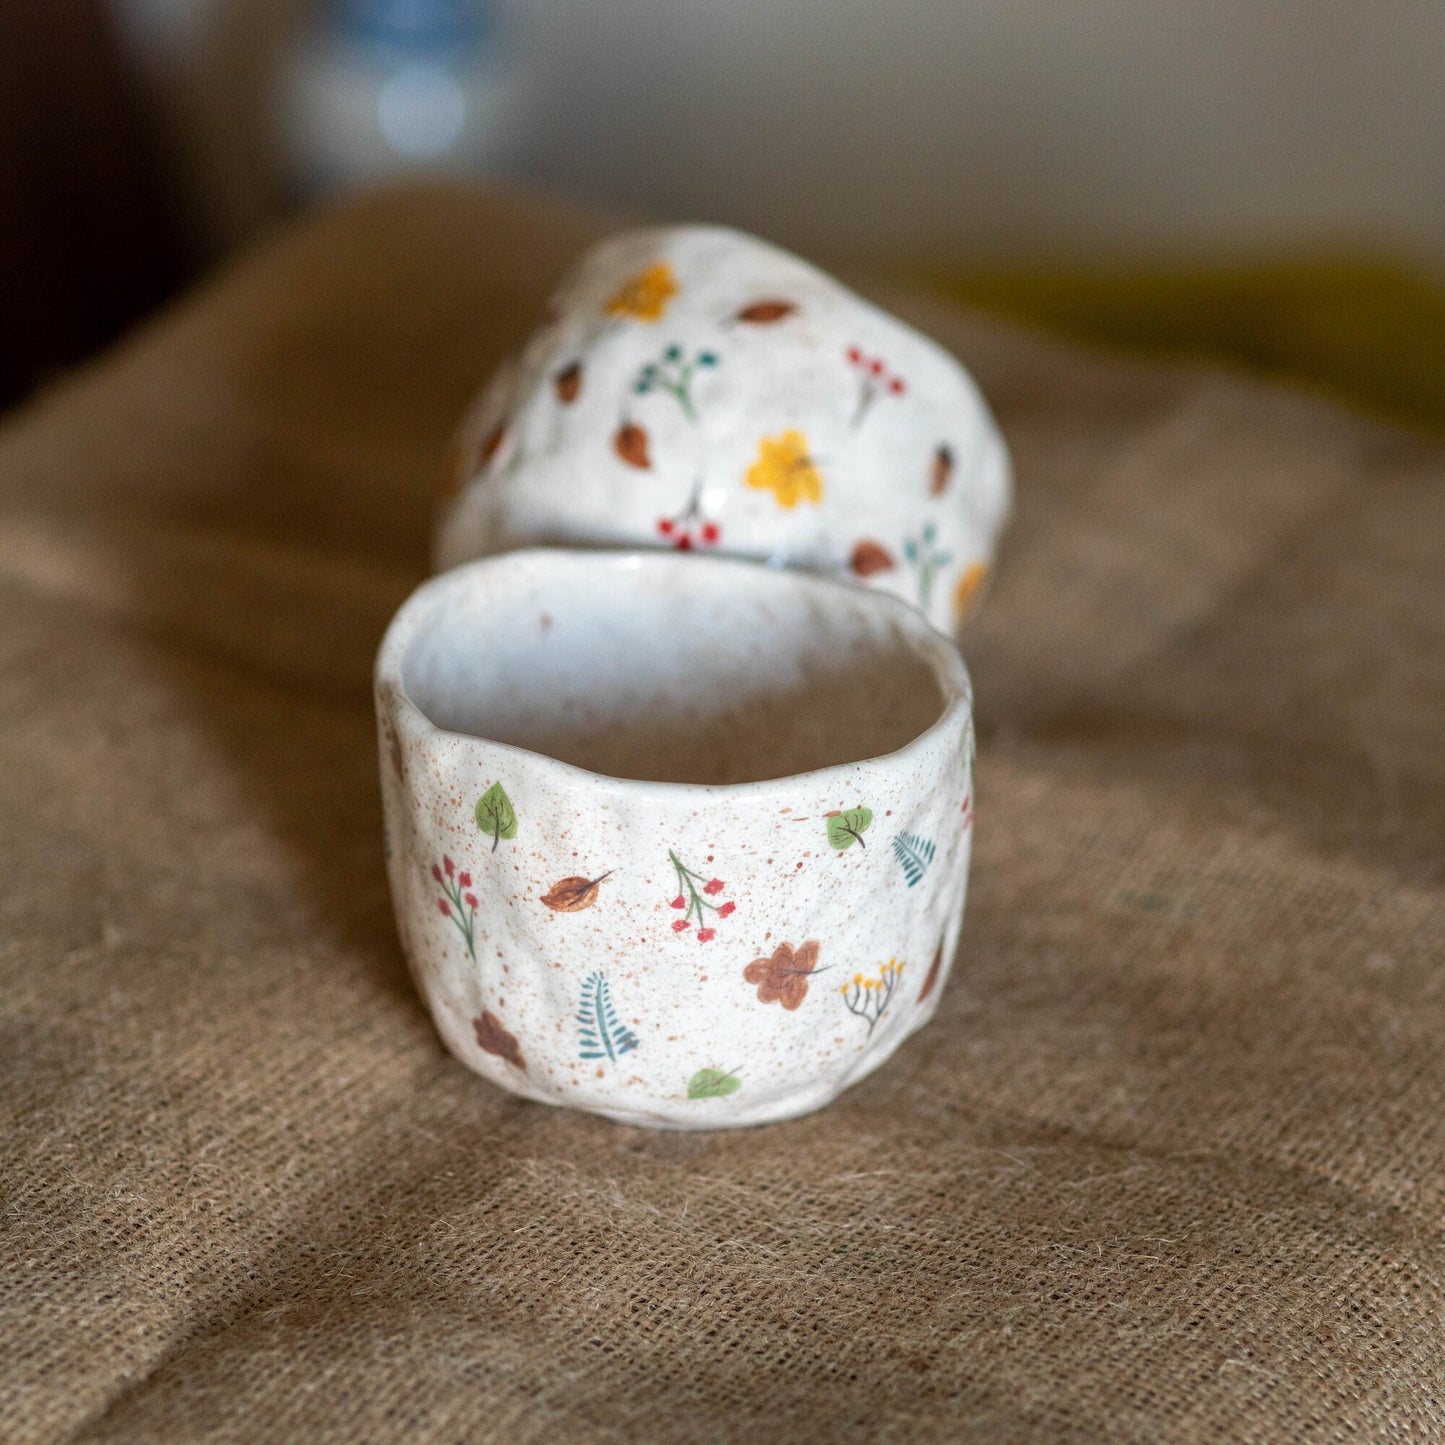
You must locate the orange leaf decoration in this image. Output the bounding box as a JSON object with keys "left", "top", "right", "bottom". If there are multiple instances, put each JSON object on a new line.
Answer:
{"left": 554, "top": 360, "right": 583, "bottom": 404}
{"left": 735, "top": 299, "right": 796, "bottom": 324}
{"left": 473, "top": 1011, "right": 525, "bottom": 1071}
{"left": 541, "top": 872, "right": 612, "bottom": 912}
{"left": 931, "top": 444, "right": 954, "bottom": 496}
{"left": 744, "top": 940, "right": 824, "bottom": 1010}
{"left": 614, "top": 422, "right": 651, "bottom": 469}
{"left": 481, "top": 425, "right": 506, "bottom": 465}
{"left": 952, "top": 561, "right": 989, "bottom": 625}
{"left": 850, "top": 540, "right": 895, "bottom": 577}
{"left": 918, "top": 942, "right": 944, "bottom": 1002}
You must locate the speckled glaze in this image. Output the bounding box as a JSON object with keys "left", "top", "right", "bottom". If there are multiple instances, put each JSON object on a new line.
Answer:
{"left": 434, "top": 225, "right": 1011, "bottom": 637}
{"left": 376, "top": 550, "right": 975, "bottom": 1128}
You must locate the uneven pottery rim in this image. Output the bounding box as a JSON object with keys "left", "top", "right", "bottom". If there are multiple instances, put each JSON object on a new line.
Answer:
{"left": 375, "top": 547, "right": 973, "bottom": 798}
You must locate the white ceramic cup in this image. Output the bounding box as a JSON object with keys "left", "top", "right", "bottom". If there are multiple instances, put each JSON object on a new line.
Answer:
{"left": 435, "top": 226, "right": 1011, "bottom": 637}
{"left": 375, "top": 549, "right": 975, "bottom": 1128}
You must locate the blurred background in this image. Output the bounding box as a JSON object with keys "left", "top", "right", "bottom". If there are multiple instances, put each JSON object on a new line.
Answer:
{"left": 5, "top": 0, "right": 1442, "bottom": 424}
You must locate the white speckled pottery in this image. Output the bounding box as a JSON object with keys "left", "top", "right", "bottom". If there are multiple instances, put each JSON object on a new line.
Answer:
{"left": 376, "top": 549, "right": 976, "bottom": 1128}
{"left": 434, "top": 225, "right": 1010, "bottom": 636}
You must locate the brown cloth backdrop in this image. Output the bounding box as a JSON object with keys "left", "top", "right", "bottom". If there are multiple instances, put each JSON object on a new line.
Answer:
{"left": 1, "top": 186, "right": 1442, "bottom": 1443}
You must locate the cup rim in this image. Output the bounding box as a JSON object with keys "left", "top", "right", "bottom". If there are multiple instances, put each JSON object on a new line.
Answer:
{"left": 376, "top": 548, "right": 973, "bottom": 797}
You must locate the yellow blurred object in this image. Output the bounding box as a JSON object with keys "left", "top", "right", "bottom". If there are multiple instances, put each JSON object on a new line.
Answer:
{"left": 911, "top": 258, "right": 1445, "bottom": 437}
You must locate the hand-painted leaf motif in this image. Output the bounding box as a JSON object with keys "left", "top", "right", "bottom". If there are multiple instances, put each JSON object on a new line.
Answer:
{"left": 931, "top": 443, "right": 954, "bottom": 496}
{"left": 687, "top": 1067, "right": 741, "bottom": 1099}
{"left": 952, "top": 561, "right": 989, "bottom": 625}
{"left": 614, "top": 422, "right": 652, "bottom": 469}
{"left": 578, "top": 971, "right": 640, "bottom": 1063}
{"left": 475, "top": 782, "right": 518, "bottom": 852}
{"left": 554, "top": 360, "right": 583, "bottom": 403}
{"left": 826, "top": 807, "right": 873, "bottom": 851}
{"left": 918, "top": 941, "right": 945, "bottom": 1002}
{"left": 473, "top": 1011, "right": 525, "bottom": 1071}
{"left": 541, "top": 872, "right": 612, "bottom": 912}
{"left": 850, "top": 540, "right": 895, "bottom": 577}
{"left": 735, "top": 299, "right": 796, "bottom": 324}
{"left": 890, "top": 831, "right": 936, "bottom": 887}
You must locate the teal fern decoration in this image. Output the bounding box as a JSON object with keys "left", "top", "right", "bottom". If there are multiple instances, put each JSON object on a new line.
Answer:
{"left": 891, "top": 831, "right": 936, "bottom": 887}
{"left": 578, "top": 971, "right": 640, "bottom": 1063}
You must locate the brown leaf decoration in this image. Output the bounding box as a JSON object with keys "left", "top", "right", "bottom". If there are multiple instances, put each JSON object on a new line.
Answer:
{"left": 850, "top": 540, "right": 895, "bottom": 577}
{"left": 744, "top": 940, "right": 825, "bottom": 1010}
{"left": 735, "top": 299, "right": 797, "bottom": 324}
{"left": 554, "top": 360, "right": 583, "bottom": 404}
{"left": 918, "top": 941, "right": 945, "bottom": 1002}
{"left": 384, "top": 719, "right": 405, "bottom": 786}
{"left": 473, "top": 1011, "right": 525, "bottom": 1071}
{"left": 930, "top": 443, "right": 954, "bottom": 496}
{"left": 614, "top": 422, "right": 651, "bottom": 469}
{"left": 540, "top": 872, "right": 612, "bottom": 912}
{"left": 481, "top": 425, "right": 506, "bottom": 465}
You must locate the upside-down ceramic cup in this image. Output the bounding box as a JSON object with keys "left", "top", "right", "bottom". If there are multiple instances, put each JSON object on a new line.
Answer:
{"left": 376, "top": 549, "right": 976, "bottom": 1128}
{"left": 434, "top": 225, "right": 1010, "bottom": 637}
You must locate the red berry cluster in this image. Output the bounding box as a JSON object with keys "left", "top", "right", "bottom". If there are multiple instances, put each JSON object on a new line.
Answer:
{"left": 668, "top": 850, "right": 736, "bottom": 942}
{"left": 846, "top": 345, "right": 907, "bottom": 396}
{"left": 432, "top": 855, "right": 478, "bottom": 959}
{"left": 656, "top": 514, "right": 722, "bottom": 550}
{"left": 847, "top": 345, "right": 907, "bottom": 426}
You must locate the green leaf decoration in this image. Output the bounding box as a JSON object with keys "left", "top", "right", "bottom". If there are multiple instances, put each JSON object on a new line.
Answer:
{"left": 578, "top": 971, "right": 639, "bottom": 1064}
{"left": 474, "top": 782, "right": 517, "bottom": 852}
{"left": 827, "top": 807, "right": 873, "bottom": 851}
{"left": 891, "top": 831, "right": 937, "bottom": 887}
{"left": 687, "top": 1067, "right": 741, "bottom": 1100}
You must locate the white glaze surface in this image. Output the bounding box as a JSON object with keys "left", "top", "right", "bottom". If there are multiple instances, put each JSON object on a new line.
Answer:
{"left": 435, "top": 226, "right": 1010, "bottom": 635}
{"left": 377, "top": 550, "right": 976, "bottom": 1127}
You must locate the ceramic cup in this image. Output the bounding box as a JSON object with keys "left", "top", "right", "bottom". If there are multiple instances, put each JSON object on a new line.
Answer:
{"left": 435, "top": 225, "right": 1011, "bottom": 637}
{"left": 375, "top": 549, "right": 976, "bottom": 1128}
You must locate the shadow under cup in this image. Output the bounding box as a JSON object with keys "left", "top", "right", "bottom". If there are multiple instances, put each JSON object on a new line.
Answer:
{"left": 376, "top": 550, "right": 975, "bottom": 1127}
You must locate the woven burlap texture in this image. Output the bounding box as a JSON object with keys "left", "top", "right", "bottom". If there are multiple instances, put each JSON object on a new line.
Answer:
{"left": 1, "top": 185, "right": 1441, "bottom": 1444}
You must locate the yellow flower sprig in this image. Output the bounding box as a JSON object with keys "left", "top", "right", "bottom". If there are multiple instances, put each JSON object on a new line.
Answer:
{"left": 841, "top": 958, "right": 904, "bottom": 1033}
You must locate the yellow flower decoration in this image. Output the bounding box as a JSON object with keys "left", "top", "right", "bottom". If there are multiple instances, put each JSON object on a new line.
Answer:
{"left": 952, "top": 561, "right": 989, "bottom": 626}
{"left": 745, "top": 430, "right": 824, "bottom": 509}
{"left": 605, "top": 262, "right": 678, "bottom": 322}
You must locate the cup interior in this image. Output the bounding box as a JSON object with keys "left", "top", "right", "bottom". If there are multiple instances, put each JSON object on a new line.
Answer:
{"left": 398, "top": 554, "right": 952, "bottom": 786}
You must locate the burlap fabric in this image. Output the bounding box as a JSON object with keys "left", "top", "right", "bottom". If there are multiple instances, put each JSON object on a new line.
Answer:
{"left": 1, "top": 185, "right": 1441, "bottom": 1443}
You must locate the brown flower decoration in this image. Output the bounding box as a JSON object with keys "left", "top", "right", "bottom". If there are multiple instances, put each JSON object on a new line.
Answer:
{"left": 744, "top": 940, "right": 824, "bottom": 1010}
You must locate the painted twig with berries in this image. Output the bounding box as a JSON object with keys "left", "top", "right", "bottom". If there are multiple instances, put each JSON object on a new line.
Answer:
{"left": 431, "top": 856, "right": 478, "bottom": 962}
{"left": 656, "top": 479, "right": 722, "bottom": 551}
{"left": 846, "top": 346, "right": 906, "bottom": 427}
{"left": 841, "top": 959, "right": 904, "bottom": 1034}
{"left": 667, "top": 850, "right": 736, "bottom": 942}
{"left": 633, "top": 344, "right": 719, "bottom": 423}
